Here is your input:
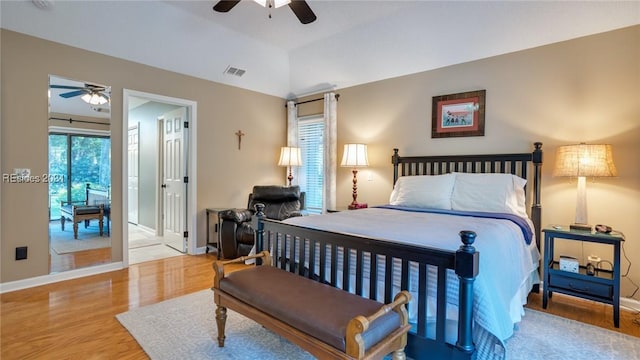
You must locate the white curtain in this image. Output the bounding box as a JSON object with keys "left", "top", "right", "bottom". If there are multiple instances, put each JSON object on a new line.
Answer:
{"left": 286, "top": 100, "right": 299, "bottom": 185}
{"left": 323, "top": 92, "right": 338, "bottom": 212}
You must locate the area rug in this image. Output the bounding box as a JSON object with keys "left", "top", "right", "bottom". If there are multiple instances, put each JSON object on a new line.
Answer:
{"left": 116, "top": 290, "right": 640, "bottom": 360}
{"left": 50, "top": 223, "right": 111, "bottom": 254}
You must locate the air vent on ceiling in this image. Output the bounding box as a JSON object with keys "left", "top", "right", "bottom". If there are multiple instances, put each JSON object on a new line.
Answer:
{"left": 32, "top": 0, "right": 54, "bottom": 10}
{"left": 224, "top": 66, "right": 246, "bottom": 77}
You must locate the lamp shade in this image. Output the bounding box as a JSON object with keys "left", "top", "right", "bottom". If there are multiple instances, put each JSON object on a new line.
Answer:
{"left": 278, "top": 146, "right": 302, "bottom": 167}
{"left": 340, "top": 144, "right": 369, "bottom": 167}
{"left": 553, "top": 144, "right": 618, "bottom": 178}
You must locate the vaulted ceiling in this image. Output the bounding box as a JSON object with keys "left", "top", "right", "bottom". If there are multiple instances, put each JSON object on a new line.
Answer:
{"left": 2, "top": 1, "right": 639, "bottom": 98}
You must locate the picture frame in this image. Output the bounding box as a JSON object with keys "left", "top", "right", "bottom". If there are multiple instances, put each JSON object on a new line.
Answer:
{"left": 431, "top": 89, "right": 486, "bottom": 138}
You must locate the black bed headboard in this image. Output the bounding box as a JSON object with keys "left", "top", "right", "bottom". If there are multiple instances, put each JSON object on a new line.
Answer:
{"left": 391, "top": 142, "right": 543, "bottom": 246}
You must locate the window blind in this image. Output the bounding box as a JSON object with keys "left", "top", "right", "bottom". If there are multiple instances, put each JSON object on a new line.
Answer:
{"left": 298, "top": 117, "right": 324, "bottom": 214}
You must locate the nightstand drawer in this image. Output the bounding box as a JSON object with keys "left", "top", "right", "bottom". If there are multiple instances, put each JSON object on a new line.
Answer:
{"left": 549, "top": 274, "right": 613, "bottom": 298}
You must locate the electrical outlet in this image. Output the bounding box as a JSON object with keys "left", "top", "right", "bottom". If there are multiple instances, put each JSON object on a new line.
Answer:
{"left": 13, "top": 168, "right": 30, "bottom": 176}
{"left": 15, "top": 246, "right": 28, "bottom": 260}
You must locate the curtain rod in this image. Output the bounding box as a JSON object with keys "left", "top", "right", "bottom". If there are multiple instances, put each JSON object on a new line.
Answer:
{"left": 286, "top": 93, "right": 340, "bottom": 107}
{"left": 49, "top": 117, "right": 110, "bottom": 126}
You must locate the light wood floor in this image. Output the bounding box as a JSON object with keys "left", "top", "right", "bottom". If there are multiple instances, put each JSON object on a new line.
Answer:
{"left": 49, "top": 223, "right": 184, "bottom": 273}
{"left": 2, "top": 254, "right": 639, "bottom": 360}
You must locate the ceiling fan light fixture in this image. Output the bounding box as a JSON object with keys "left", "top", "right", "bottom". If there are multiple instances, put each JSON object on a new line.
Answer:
{"left": 81, "top": 92, "right": 108, "bottom": 105}
{"left": 214, "top": 0, "right": 314, "bottom": 24}
{"left": 253, "top": 0, "right": 290, "bottom": 8}
{"left": 94, "top": 94, "right": 108, "bottom": 105}
{"left": 273, "top": 0, "right": 291, "bottom": 8}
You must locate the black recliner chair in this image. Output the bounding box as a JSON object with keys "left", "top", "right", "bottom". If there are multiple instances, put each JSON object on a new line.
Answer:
{"left": 218, "top": 185, "right": 305, "bottom": 259}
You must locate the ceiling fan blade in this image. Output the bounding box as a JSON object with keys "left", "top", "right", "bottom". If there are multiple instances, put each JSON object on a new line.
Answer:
{"left": 213, "top": 0, "right": 241, "bottom": 13}
{"left": 59, "top": 90, "right": 88, "bottom": 98}
{"left": 50, "top": 85, "right": 85, "bottom": 90}
{"left": 289, "top": 0, "right": 316, "bottom": 24}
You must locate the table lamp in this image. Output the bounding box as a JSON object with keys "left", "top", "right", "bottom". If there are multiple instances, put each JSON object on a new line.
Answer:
{"left": 340, "top": 143, "right": 369, "bottom": 209}
{"left": 553, "top": 143, "right": 617, "bottom": 231}
{"left": 278, "top": 146, "right": 302, "bottom": 186}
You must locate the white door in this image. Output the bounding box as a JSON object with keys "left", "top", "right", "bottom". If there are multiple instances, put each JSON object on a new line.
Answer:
{"left": 127, "top": 126, "right": 139, "bottom": 224}
{"left": 161, "top": 108, "right": 187, "bottom": 252}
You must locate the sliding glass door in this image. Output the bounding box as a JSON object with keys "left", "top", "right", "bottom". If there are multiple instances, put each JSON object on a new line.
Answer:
{"left": 48, "top": 133, "right": 111, "bottom": 220}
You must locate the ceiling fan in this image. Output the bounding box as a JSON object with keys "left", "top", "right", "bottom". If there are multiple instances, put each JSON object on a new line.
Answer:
{"left": 50, "top": 83, "right": 111, "bottom": 105}
{"left": 213, "top": 0, "right": 317, "bottom": 24}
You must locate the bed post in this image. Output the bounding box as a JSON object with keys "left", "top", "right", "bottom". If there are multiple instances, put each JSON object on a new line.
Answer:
{"left": 253, "top": 203, "right": 266, "bottom": 266}
{"left": 531, "top": 142, "right": 543, "bottom": 245}
{"left": 455, "top": 230, "right": 478, "bottom": 358}
{"left": 392, "top": 148, "right": 400, "bottom": 185}
{"left": 531, "top": 142, "right": 543, "bottom": 293}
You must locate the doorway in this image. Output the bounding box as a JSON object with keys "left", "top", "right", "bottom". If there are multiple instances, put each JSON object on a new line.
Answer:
{"left": 48, "top": 74, "right": 112, "bottom": 274}
{"left": 122, "top": 90, "right": 197, "bottom": 266}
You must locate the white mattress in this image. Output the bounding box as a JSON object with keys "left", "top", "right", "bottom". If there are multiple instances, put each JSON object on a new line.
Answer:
{"left": 281, "top": 207, "right": 540, "bottom": 343}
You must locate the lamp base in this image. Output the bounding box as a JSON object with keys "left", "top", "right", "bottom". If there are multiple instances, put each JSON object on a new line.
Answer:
{"left": 348, "top": 202, "right": 368, "bottom": 210}
{"left": 570, "top": 223, "right": 592, "bottom": 232}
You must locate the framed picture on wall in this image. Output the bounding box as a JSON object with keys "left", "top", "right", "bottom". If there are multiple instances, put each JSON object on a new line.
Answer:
{"left": 431, "top": 90, "right": 486, "bottom": 138}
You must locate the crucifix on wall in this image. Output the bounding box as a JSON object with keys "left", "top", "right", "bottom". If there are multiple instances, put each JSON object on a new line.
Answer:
{"left": 235, "top": 130, "right": 245, "bottom": 150}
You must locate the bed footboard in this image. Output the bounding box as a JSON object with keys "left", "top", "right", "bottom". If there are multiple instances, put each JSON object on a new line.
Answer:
{"left": 253, "top": 205, "right": 478, "bottom": 360}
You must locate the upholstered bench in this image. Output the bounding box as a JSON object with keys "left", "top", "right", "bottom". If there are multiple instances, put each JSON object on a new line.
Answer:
{"left": 212, "top": 251, "right": 411, "bottom": 360}
{"left": 60, "top": 204, "right": 104, "bottom": 239}
{"left": 59, "top": 183, "right": 109, "bottom": 239}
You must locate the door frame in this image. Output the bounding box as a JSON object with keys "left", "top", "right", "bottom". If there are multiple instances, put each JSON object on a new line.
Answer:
{"left": 122, "top": 89, "right": 198, "bottom": 266}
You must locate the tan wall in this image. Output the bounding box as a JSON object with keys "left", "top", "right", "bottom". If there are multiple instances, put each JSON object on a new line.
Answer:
{"left": 335, "top": 25, "right": 640, "bottom": 297}
{"left": 2, "top": 26, "right": 639, "bottom": 297}
{"left": 1, "top": 30, "right": 286, "bottom": 282}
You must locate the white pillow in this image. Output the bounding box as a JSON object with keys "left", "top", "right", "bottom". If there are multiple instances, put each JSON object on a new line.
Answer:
{"left": 451, "top": 172, "right": 528, "bottom": 217}
{"left": 389, "top": 174, "right": 455, "bottom": 209}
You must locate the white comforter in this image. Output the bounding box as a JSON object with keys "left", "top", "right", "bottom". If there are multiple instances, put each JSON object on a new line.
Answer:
{"left": 282, "top": 207, "right": 540, "bottom": 343}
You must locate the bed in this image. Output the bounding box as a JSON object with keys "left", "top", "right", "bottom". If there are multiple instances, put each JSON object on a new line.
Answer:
{"left": 252, "top": 142, "right": 543, "bottom": 360}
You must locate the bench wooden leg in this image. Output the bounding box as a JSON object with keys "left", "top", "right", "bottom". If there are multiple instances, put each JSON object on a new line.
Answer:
{"left": 215, "top": 305, "right": 227, "bottom": 347}
{"left": 392, "top": 349, "right": 406, "bottom": 360}
{"left": 99, "top": 217, "right": 104, "bottom": 236}
{"left": 60, "top": 216, "right": 66, "bottom": 231}
{"left": 73, "top": 222, "right": 79, "bottom": 239}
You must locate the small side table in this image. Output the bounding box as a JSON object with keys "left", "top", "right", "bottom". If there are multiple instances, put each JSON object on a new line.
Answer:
{"left": 542, "top": 226, "right": 624, "bottom": 327}
{"left": 206, "top": 208, "right": 228, "bottom": 259}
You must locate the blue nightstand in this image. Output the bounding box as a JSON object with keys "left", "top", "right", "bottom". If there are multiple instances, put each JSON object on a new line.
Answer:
{"left": 542, "top": 226, "right": 624, "bottom": 327}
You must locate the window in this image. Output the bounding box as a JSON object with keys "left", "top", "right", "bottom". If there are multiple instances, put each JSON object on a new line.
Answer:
{"left": 297, "top": 116, "right": 324, "bottom": 214}
{"left": 48, "top": 133, "right": 111, "bottom": 220}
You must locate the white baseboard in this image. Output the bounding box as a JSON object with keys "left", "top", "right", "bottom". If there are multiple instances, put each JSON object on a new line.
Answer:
{"left": 621, "top": 297, "right": 640, "bottom": 312}
{"left": 195, "top": 245, "right": 219, "bottom": 256}
{"left": 0, "top": 262, "right": 124, "bottom": 294}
